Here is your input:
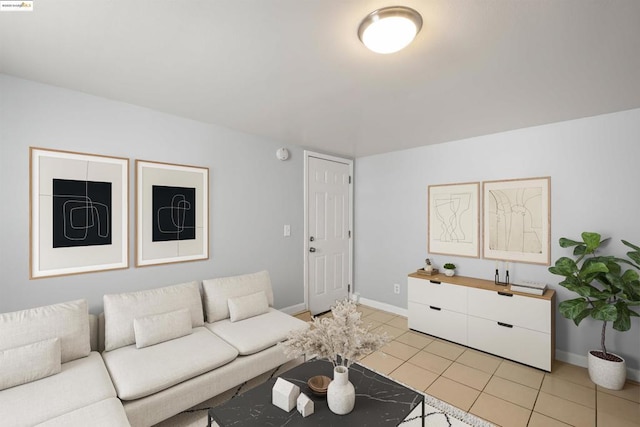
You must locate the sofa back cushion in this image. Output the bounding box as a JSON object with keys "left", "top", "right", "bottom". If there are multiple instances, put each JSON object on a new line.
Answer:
{"left": 202, "top": 270, "right": 274, "bottom": 322}
{"left": 0, "top": 299, "right": 90, "bottom": 363}
{"left": 0, "top": 338, "right": 61, "bottom": 391}
{"left": 103, "top": 281, "right": 204, "bottom": 351}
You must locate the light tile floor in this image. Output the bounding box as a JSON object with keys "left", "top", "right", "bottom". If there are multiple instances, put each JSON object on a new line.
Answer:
{"left": 295, "top": 305, "right": 640, "bottom": 427}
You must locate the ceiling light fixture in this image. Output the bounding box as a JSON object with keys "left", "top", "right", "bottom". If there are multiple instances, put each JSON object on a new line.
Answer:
{"left": 358, "top": 6, "right": 422, "bottom": 54}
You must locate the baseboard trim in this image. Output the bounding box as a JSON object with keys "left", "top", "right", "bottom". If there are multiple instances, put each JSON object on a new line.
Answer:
{"left": 358, "top": 297, "right": 408, "bottom": 317}
{"left": 556, "top": 350, "right": 640, "bottom": 382}
{"left": 279, "top": 302, "right": 306, "bottom": 316}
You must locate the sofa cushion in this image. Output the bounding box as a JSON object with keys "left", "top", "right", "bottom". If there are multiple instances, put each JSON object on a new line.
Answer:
{"left": 202, "top": 270, "right": 274, "bottom": 322}
{"left": 0, "top": 352, "right": 117, "bottom": 427}
{"left": 35, "top": 398, "right": 130, "bottom": 427}
{"left": 102, "top": 327, "right": 238, "bottom": 401}
{"left": 0, "top": 338, "right": 61, "bottom": 391}
{"left": 206, "top": 308, "right": 308, "bottom": 355}
{"left": 228, "top": 291, "right": 269, "bottom": 322}
{"left": 0, "top": 299, "right": 90, "bottom": 363}
{"left": 103, "top": 281, "right": 204, "bottom": 351}
{"left": 134, "top": 308, "right": 192, "bottom": 349}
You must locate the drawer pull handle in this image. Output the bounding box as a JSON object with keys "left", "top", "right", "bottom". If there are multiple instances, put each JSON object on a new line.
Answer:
{"left": 429, "top": 306, "right": 441, "bottom": 311}
{"left": 497, "top": 291, "right": 513, "bottom": 297}
{"left": 498, "top": 322, "right": 513, "bottom": 328}
{"left": 429, "top": 280, "right": 441, "bottom": 284}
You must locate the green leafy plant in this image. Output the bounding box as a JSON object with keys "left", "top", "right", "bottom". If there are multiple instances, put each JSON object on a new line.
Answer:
{"left": 548, "top": 232, "right": 640, "bottom": 359}
{"left": 443, "top": 263, "right": 456, "bottom": 270}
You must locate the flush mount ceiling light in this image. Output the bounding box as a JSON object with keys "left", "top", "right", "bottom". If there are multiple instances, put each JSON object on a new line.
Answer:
{"left": 358, "top": 6, "right": 422, "bottom": 54}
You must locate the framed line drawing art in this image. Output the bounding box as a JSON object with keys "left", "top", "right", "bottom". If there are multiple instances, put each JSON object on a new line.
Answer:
{"left": 428, "top": 182, "right": 480, "bottom": 258}
{"left": 30, "top": 147, "right": 129, "bottom": 279}
{"left": 136, "top": 160, "right": 209, "bottom": 267}
{"left": 483, "top": 176, "right": 551, "bottom": 265}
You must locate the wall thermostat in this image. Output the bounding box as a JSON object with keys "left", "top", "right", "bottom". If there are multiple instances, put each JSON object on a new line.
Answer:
{"left": 276, "top": 148, "right": 290, "bottom": 161}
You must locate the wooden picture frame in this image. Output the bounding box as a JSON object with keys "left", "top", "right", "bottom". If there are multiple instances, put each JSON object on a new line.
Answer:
{"left": 483, "top": 176, "right": 551, "bottom": 265}
{"left": 428, "top": 182, "right": 480, "bottom": 258}
{"left": 30, "top": 147, "right": 129, "bottom": 278}
{"left": 135, "top": 160, "right": 209, "bottom": 267}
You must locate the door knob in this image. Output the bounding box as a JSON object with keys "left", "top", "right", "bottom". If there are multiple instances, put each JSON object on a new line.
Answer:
{"left": 310, "top": 236, "right": 315, "bottom": 242}
{"left": 309, "top": 247, "right": 316, "bottom": 253}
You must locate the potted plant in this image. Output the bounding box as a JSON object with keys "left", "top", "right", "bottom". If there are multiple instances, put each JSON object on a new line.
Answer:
{"left": 424, "top": 258, "right": 433, "bottom": 273}
{"left": 548, "top": 232, "right": 640, "bottom": 390}
{"left": 443, "top": 263, "right": 456, "bottom": 277}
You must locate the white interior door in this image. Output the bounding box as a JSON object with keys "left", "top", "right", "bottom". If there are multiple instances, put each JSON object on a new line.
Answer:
{"left": 306, "top": 154, "right": 352, "bottom": 315}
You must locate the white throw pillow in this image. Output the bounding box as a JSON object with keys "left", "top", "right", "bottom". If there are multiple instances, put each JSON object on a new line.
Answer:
{"left": 202, "top": 271, "right": 274, "bottom": 322}
{"left": 0, "top": 299, "right": 90, "bottom": 363}
{"left": 0, "top": 338, "right": 61, "bottom": 391}
{"left": 133, "top": 308, "right": 193, "bottom": 349}
{"left": 103, "top": 281, "right": 204, "bottom": 351}
{"left": 228, "top": 291, "right": 270, "bottom": 323}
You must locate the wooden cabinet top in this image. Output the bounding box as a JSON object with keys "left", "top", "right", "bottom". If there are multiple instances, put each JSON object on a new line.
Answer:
{"left": 408, "top": 272, "right": 555, "bottom": 301}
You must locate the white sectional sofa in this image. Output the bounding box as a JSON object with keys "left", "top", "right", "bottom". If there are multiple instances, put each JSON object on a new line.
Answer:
{"left": 0, "top": 299, "right": 130, "bottom": 427}
{"left": 0, "top": 271, "right": 308, "bottom": 427}
{"left": 101, "top": 270, "right": 308, "bottom": 426}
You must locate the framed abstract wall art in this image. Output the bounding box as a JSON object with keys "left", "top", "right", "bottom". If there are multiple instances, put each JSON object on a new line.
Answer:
{"left": 30, "top": 147, "right": 129, "bottom": 278}
{"left": 136, "top": 160, "right": 209, "bottom": 267}
{"left": 483, "top": 176, "right": 551, "bottom": 265}
{"left": 428, "top": 181, "right": 480, "bottom": 258}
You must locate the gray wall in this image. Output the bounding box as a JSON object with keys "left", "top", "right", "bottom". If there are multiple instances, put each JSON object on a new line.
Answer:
{"left": 0, "top": 75, "right": 305, "bottom": 314}
{"left": 3, "top": 74, "right": 638, "bottom": 374}
{"left": 354, "top": 108, "right": 640, "bottom": 372}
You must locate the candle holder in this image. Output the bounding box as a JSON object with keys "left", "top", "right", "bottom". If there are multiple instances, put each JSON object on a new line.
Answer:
{"left": 494, "top": 268, "right": 510, "bottom": 286}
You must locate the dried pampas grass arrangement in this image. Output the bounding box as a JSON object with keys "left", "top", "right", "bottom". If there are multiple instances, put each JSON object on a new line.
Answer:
{"left": 282, "top": 298, "right": 389, "bottom": 368}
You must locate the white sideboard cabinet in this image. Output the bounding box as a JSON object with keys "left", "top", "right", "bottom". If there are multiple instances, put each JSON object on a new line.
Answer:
{"left": 407, "top": 273, "right": 556, "bottom": 371}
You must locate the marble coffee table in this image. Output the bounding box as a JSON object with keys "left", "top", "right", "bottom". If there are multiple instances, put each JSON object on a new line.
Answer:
{"left": 208, "top": 358, "right": 424, "bottom": 426}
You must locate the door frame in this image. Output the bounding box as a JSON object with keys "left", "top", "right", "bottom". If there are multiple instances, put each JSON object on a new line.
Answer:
{"left": 303, "top": 150, "right": 354, "bottom": 312}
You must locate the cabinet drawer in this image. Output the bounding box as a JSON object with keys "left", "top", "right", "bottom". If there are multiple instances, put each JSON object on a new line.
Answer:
{"left": 408, "top": 302, "right": 467, "bottom": 345}
{"left": 467, "top": 287, "right": 550, "bottom": 333}
{"left": 468, "top": 316, "right": 551, "bottom": 371}
{"left": 408, "top": 278, "right": 467, "bottom": 313}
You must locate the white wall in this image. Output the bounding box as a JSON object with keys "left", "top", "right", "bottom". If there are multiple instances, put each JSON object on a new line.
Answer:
{"left": 0, "top": 75, "right": 305, "bottom": 314}
{"left": 354, "top": 108, "right": 640, "bottom": 373}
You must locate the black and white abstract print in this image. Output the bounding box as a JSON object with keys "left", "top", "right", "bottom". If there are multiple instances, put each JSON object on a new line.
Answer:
{"left": 52, "top": 178, "right": 112, "bottom": 248}
{"left": 152, "top": 185, "right": 196, "bottom": 242}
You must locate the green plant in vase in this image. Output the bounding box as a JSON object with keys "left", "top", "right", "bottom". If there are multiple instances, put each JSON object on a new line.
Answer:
{"left": 549, "top": 232, "right": 640, "bottom": 389}
{"left": 443, "top": 263, "right": 456, "bottom": 277}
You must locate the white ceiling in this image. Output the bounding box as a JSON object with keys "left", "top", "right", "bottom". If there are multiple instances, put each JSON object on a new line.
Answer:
{"left": 2, "top": 1, "right": 640, "bottom": 158}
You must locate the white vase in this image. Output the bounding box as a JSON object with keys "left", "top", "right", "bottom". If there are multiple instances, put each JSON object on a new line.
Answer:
{"left": 444, "top": 269, "right": 455, "bottom": 277}
{"left": 327, "top": 366, "right": 355, "bottom": 415}
{"left": 588, "top": 350, "right": 626, "bottom": 390}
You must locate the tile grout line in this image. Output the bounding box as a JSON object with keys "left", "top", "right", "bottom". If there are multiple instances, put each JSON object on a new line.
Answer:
{"left": 527, "top": 377, "right": 543, "bottom": 427}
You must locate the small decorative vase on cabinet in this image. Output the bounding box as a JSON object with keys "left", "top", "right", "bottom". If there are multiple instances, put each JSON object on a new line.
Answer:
{"left": 327, "top": 366, "right": 355, "bottom": 415}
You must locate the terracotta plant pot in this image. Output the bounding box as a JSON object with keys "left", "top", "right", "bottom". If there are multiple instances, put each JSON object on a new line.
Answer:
{"left": 587, "top": 350, "right": 626, "bottom": 390}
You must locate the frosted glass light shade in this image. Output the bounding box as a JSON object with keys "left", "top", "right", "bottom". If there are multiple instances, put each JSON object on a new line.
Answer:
{"left": 358, "top": 6, "right": 422, "bottom": 54}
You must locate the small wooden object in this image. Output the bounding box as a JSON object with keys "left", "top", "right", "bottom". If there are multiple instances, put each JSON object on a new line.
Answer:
{"left": 307, "top": 375, "right": 330, "bottom": 396}
{"left": 416, "top": 268, "right": 439, "bottom": 276}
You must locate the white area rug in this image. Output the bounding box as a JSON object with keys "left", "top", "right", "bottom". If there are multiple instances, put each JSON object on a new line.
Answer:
{"left": 155, "top": 363, "right": 494, "bottom": 427}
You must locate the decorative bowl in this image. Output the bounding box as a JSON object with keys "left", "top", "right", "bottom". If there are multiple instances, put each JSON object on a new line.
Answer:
{"left": 307, "top": 375, "right": 331, "bottom": 396}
